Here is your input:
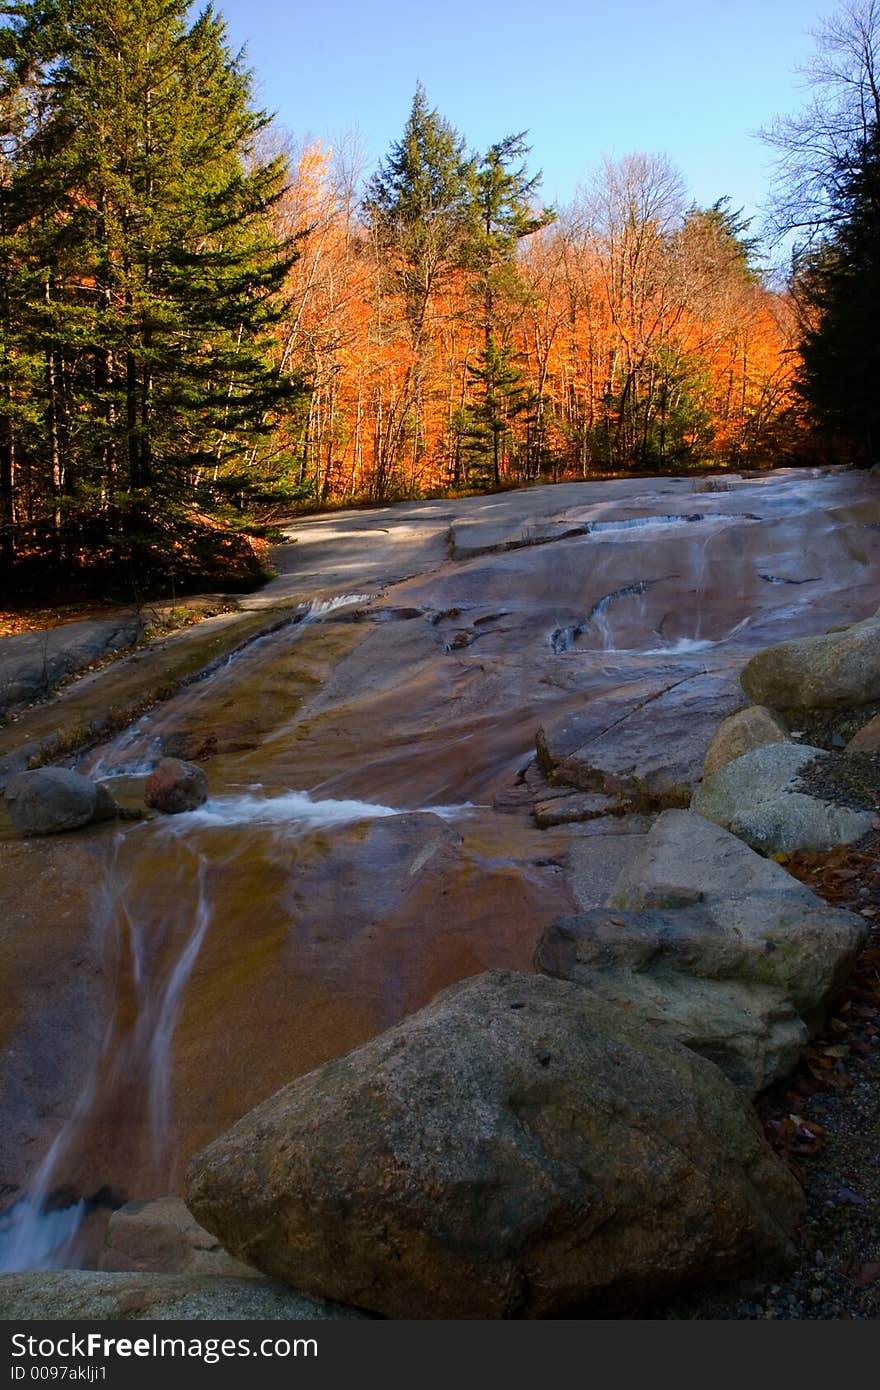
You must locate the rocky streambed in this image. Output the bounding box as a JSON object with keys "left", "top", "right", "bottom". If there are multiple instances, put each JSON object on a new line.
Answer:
{"left": 2, "top": 466, "right": 880, "bottom": 1317}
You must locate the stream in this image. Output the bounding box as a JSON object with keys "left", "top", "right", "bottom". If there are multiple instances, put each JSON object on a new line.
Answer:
{"left": 2, "top": 466, "right": 880, "bottom": 1272}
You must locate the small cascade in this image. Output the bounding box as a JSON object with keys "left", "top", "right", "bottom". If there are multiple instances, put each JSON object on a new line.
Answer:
{"left": 0, "top": 837, "right": 214, "bottom": 1270}
{"left": 583, "top": 513, "right": 709, "bottom": 535}
{"left": 0, "top": 1007, "right": 115, "bottom": 1273}
{"left": 177, "top": 789, "right": 471, "bottom": 831}
{"left": 78, "top": 590, "right": 376, "bottom": 779}
{"left": 300, "top": 593, "right": 373, "bottom": 617}
{"left": 133, "top": 856, "right": 212, "bottom": 1167}
{"left": 551, "top": 582, "right": 650, "bottom": 654}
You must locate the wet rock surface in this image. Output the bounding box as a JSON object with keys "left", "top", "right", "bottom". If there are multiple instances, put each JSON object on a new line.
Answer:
{"left": 538, "top": 671, "right": 746, "bottom": 805}
{"left": 186, "top": 970, "right": 803, "bottom": 1319}
{"left": 3, "top": 469, "right": 880, "bottom": 1303}
{"left": 144, "top": 757, "right": 209, "bottom": 814}
{"left": 0, "top": 615, "right": 142, "bottom": 717}
{"left": 2, "top": 767, "right": 119, "bottom": 836}
{"left": 692, "top": 743, "right": 876, "bottom": 853}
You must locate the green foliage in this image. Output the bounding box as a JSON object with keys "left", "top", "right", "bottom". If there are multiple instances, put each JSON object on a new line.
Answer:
{"left": 365, "top": 83, "right": 475, "bottom": 334}
{"left": 0, "top": 0, "right": 305, "bottom": 582}
{"left": 457, "top": 332, "right": 535, "bottom": 486}
{"left": 795, "top": 125, "right": 880, "bottom": 460}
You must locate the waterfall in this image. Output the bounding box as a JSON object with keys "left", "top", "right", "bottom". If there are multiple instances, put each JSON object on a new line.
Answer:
{"left": 0, "top": 836, "right": 213, "bottom": 1271}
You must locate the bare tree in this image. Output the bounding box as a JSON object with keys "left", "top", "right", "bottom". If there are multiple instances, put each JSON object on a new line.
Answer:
{"left": 762, "top": 0, "right": 880, "bottom": 246}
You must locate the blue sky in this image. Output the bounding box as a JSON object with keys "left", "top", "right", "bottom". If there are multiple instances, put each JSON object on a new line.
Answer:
{"left": 216, "top": 0, "right": 835, "bottom": 241}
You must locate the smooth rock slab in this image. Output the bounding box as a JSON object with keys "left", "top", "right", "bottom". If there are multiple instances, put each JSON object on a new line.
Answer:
{"left": 609, "top": 810, "right": 868, "bottom": 1025}
{"left": 536, "top": 908, "right": 806, "bottom": 1095}
{"left": 692, "top": 743, "right": 874, "bottom": 854}
{"left": 0, "top": 1271, "right": 364, "bottom": 1320}
{"left": 3, "top": 767, "right": 101, "bottom": 836}
{"left": 187, "top": 970, "right": 803, "bottom": 1319}
{"left": 0, "top": 615, "right": 142, "bottom": 716}
{"left": 740, "top": 614, "right": 880, "bottom": 710}
{"left": 99, "top": 1198, "right": 257, "bottom": 1278}
{"left": 538, "top": 671, "right": 746, "bottom": 804}
{"left": 703, "top": 705, "right": 789, "bottom": 777}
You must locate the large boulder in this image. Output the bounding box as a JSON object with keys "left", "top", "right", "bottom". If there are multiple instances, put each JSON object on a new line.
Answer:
{"left": 144, "top": 757, "right": 208, "bottom": 814}
{"left": 703, "top": 705, "right": 789, "bottom": 778}
{"left": 99, "top": 1198, "right": 257, "bottom": 1279}
{"left": 691, "top": 743, "right": 874, "bottom": 854}
{"left": 0, "top": 1271, "right": 364, "bottom": 1320}
{"left": 186, "top": 970, "right": 803, "bottom": 1319}
{"left": 740, "top": 615, "right": 880, "bottom": 710}
{"left": 536, "top": 908, "right": 806, "bottom": 1095}
{"left": 3, "top": 767, "right": 104, "bottom": 836}
{"left": 609, "top": 810, "right": 867, "bottom": 1026}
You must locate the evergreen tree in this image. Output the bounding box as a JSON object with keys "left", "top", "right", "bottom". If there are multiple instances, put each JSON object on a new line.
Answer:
{"left": 465, "top": 135, "right": 552, "bottom": 484}
{"left": 795, "top": 124, "right": 880, "bottom": 460}
{"left": 458, "top": 330, "right": 535, "bottom": 486}
{"left": 0, "top": 0, "right": 302, "bottom": 584}
{"left": 365, "top": 83, "right": 474, "bottom": 337}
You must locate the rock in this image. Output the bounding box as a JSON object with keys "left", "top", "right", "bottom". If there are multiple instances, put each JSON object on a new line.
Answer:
{"left": 0, "top": 615, "right": 142, "bottom": 717}
{"left": 566, "top": 819, "right": 654, "bottom": 911}
{"left": 0, "top": 1271, "right": 364, "bottom": 1320}
{"left": 537, "top": 671, "right": 746, "bottom": 805}
{"left": 99, "top": 1198, "right": 258, "bottom": 1278}
{"left": 0, "top": 742, "right": 39, "bottom": 795}
{"left": 533, "top": 791, "right": 620, "bottom": 827}
{"left": 846, "top": 712, "right": 880, "bottom": 753}
{"left": 93, "top": 782, "right": 123, "bottom": 822}
{"left": 740, "top": 615, "right": 880, "bottom": 710}
{"left": 536, "top": 909, "right": 806, "bottom": 1094}
{"left": 186, "top": 970, "right": 803, "bottom": 1319}
{"left": 692, "top": 743, "right": 874, "bottom": 854}
{"left": 144, "top": 757, "right": 208, "bottom": 814}
{"left": 609, "top": 810, "right": 868, "bottom": 1026}
{"left": 3, "top": 767, "right": 100, "bottom": 836}
{"left": 160, "top": 730, "right": 220, "bottom": 762}
{"left": 703, "top": 706, "right": 789, "bottom": 777}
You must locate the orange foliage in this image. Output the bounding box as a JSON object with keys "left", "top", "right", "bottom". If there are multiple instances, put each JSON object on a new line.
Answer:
{"left": 271, "top": 149, "right": 801, "bottom": 502}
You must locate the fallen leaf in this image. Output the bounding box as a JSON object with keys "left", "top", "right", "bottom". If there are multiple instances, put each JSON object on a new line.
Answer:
{"left": 856, "top": 1262, "right": 880, "bottom": 1287}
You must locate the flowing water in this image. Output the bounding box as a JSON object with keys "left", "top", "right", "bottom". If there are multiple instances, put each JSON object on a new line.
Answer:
{"left": 2, "top": 467, "right": 880, "bottom": 1272}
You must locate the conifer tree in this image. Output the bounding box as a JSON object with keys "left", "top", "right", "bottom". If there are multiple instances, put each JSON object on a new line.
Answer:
{"left": 365, "top": 83, "right": 474, "bottom": 337}
{"left": 0, "top": 0, "right": 302, "bottom": 581}
{"left": 796, "top": 126, "right": 880, "bottom": 460}
{"left": 463, "top": 135, "right": 552, "bottom": 484}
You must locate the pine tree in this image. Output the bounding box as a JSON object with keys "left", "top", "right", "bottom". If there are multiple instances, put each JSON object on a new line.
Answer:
{"left": 365, "top": 83, "right": 474, "bottom": 338}
{"left": 465, "top": 135, "right": 552, "bottom": 484}
{"left": 458, "top": 331, "right": 535, "bottom": 487}
{"left": 795, "top": 125, "right": 880, "bottom": 461}
{"left": 0, "top": 0, "right": 302, "bottom": 584}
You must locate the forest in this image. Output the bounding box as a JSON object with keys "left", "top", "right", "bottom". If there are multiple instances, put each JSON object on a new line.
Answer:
{"left": 0, "top": 0, "right": 877, "bottom": 593}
